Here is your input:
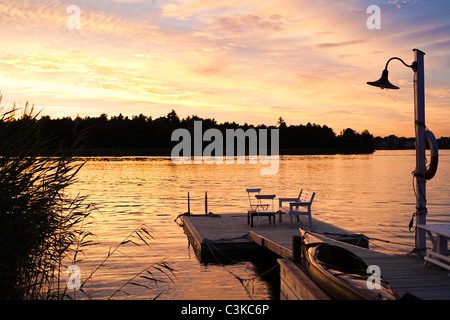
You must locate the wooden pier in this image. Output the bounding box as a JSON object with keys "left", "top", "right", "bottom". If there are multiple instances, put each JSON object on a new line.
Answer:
{"left": 181, "top": 212, "right": 450, "bottom": 300}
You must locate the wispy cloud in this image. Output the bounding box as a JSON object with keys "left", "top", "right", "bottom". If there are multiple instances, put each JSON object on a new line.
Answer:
{"left": 315, "top": 40, "right": 367, "bottom": 49}
{"left": 0, "top": 0, "right": 448, "bottom": 136}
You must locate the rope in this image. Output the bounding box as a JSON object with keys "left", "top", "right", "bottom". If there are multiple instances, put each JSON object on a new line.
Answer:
{"left": 409, "top": 165, "right": 428, "bottom": 233}
{"left": 321, "top": 231, "right": 413, "bottom": 252}
{"left": 408, "top": 207, "right": 428, "bottom": 233}
{"left": 410, "top": 173, "right": 427, "bottom": 232}
{"left": 204, "top": 234, "right": 249, "bottom": 243}
{"left": 174, "top": 211, "right": 272, "bottom": 297}
{"left": 204, "top": 239, "right": 280, "bottom": 300}
{"left": 173, "top": 212, "right": 190, "bottom": 226}
{"left": 366, "top": 236, "right": 413, "bottom": 248}
{"left": 174, "top": 211, "right": 218, "bottom": 226}
{"left": 412, "top": 160, "right": 428, "bottom": 198}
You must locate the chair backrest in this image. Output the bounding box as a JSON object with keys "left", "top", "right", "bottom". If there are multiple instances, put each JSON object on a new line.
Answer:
{"left": 246, "top": 188, "right": 261, "bottom": 207}
{"left": 299, "top": 191, "right": 315, "bottom": 204}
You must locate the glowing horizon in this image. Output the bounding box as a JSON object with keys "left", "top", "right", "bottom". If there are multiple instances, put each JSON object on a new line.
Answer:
{"left": 0, "top": 0, "right": 449, "bottom": 137}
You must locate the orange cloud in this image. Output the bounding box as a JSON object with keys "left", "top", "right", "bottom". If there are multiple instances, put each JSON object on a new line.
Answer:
{"left": 0, "top": 0, "right": 448, "bottom": 137}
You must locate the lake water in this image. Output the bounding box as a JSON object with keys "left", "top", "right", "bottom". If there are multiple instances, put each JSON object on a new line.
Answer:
{"left": 66, "top": 150, "right": 450, "bottom": 300}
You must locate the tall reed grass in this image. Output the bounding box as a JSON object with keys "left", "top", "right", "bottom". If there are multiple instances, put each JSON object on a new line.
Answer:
{"left": 0, "top": 102, "right": 91, "bottom": 299}
{"left": 0, "top": 100, "right": 174, "bottom": 299}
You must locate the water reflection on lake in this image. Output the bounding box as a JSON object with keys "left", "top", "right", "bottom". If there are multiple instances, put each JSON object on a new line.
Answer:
{"left": 68, "top": 150, "right": 450, "bottom": 300}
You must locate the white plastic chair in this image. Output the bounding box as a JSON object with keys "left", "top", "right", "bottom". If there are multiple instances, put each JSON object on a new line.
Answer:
{"left": 246, "top": 188, "right": 269, "bottom": 212}
{"left": 246, "top": 188, "right": 276, "bottom": 227}
{"left": 279, "top": 189, "right": 315, "bottom": 228}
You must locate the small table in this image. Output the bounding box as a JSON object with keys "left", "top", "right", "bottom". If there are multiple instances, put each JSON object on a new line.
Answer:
{"left": 417, "top": 224, "right": 450, "bottom": 272}
{"left": 248, "top": 194, "right": 276, "bottom": 227}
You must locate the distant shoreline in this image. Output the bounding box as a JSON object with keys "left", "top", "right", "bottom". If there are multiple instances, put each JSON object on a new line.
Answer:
{"left": 26, "top": 146, "right": 450, "bottom": 158}
{"left": 69, "top": 146, "right": 450, "bottom": 157}
{"left": 67, "top": 147, "right": 391, "bottom": 157}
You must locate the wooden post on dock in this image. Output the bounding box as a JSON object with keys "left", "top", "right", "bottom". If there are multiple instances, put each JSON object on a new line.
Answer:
{"left": 187, "top": 192, "right": 191, "bottom": 215}
{"left": 292, "top": 235, "right": 302, "bottom": 262}
{"left": 205, "top": 191, "right": 208, "bottom": 215}
{"left": 413, "top": 49, "right": 427, "bottom": 260}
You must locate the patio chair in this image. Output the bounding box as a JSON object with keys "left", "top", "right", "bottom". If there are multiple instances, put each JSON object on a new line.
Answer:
{"left": 246, "top": 188, "right": 276, "bottom": 227}
{"left": 279, "top": 190, "right": 315, "bottom": 228}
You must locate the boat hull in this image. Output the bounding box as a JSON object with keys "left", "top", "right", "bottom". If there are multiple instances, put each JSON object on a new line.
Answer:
{"left": 300, "top": 228, "right": 398, "bottom": 300}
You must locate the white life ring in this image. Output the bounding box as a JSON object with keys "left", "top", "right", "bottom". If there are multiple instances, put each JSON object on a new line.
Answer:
{"left": 425, "top": 129, "right": 438, "bottom": 180}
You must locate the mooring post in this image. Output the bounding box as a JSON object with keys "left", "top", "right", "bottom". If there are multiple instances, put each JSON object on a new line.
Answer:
{"left": 292, "top": 235, "right": 302, "bottom": 261}
{"left": 205, "top": 191, "right": 208, "bottom": 215}
{"left": 187, "top": 192, "right": 191, "bottom": 215}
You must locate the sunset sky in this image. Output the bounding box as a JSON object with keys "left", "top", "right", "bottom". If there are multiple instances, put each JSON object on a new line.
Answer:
{"left": 0, "top": 0, "right": 448, "bottom": 137}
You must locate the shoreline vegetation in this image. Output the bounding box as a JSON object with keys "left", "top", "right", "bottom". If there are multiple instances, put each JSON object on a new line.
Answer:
{"left": 4, "top": 109, "right": 448, "bottom": 157}
{"left": 0, "top": 106, "right": 175, "bottom": 299}
{"left": 4, "top": 109, "right": 375, "bottom": 156}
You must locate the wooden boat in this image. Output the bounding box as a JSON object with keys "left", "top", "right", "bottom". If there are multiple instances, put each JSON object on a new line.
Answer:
{"left": 300, "top": 228, "right": 398, "bottom": 300}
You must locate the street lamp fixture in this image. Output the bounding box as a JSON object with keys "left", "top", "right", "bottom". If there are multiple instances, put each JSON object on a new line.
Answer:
{"left": 367, "top": 49, "right": 439, "bottom": 260}
{"left": 367, "top": 57, "right": 417, "bottom": 90}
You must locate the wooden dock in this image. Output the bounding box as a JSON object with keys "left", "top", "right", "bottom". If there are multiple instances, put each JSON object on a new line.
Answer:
{"left": 181, "top": 212, "right": 450, "bottom": 300}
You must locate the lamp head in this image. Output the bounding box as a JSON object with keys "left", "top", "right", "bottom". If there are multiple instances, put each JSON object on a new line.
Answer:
{"left": 367, "top": 69, "right": 399, "bottom": 90}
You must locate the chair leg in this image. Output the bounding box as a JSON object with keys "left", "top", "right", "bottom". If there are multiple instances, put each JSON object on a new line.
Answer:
{"left": 308, "top": 212, "right": 312, "bottom": 229}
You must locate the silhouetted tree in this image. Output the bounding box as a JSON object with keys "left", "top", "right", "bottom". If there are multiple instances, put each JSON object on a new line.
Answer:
{"left": 0, "top": 110, "right": 380, "bottom": 155}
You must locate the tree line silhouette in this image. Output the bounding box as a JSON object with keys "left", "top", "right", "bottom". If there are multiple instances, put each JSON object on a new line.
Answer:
{"left": 374, "top": 135, "right": 450, "bottom": 150}
{"left": 2, "top": 109, "right": 379, "bottom": 155}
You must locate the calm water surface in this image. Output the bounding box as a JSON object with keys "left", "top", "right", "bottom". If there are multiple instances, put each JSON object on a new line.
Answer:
{"left": 68, "top": 150, "right": 450, "bottom": 300}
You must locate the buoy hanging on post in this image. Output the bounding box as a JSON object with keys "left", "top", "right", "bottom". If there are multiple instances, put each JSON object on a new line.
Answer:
{"left": 424, "top": 129, "right": 438, "bottom": 180}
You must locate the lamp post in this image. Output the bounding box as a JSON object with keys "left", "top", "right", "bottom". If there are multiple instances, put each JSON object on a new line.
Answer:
{"left": 367, "top": 49, "right": 430, "bottom": 260}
